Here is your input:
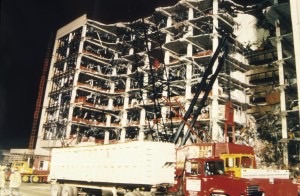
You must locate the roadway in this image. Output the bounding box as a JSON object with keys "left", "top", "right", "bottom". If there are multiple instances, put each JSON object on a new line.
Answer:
{"left": 0, "top": 182, "right": 51, "bottom": 196}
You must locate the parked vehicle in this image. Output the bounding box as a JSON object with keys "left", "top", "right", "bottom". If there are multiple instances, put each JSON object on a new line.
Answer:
{"left": 10, "top": 156, "right": 50, "bottom": 183}
{"left": 181, "top": 142, "right": 298, "bottom": 196}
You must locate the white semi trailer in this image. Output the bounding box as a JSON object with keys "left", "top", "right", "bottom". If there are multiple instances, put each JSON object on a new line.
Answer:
{"left": 49, "top": 141, "right": 175, "bottom": 196}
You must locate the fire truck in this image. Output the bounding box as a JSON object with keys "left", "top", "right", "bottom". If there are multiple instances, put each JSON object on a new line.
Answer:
{"left": 180, "top": 143, "right": 298, "bottom": 196}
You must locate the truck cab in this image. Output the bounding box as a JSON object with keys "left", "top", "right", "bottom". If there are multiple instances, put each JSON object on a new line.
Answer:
{"left": 221, "top": 153, "right": 255, "bottom": 177}
{"left": 180, "top": 157, "right": 264, "bottom": 195}
{"left": 11, "top": 161, "right": 34, "bottom": 174}
{"left": 10, "top": 157, "right": 50, "bottom": 183}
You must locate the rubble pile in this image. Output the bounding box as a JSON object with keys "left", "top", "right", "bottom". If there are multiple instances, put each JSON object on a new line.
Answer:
{"left": 235, "top": 109, "right": 283, "bottom": 168}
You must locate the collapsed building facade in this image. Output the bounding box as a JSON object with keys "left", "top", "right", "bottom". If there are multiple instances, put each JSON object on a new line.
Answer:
{"left": 34, "top": 0, "right": 300, "bottom": 171}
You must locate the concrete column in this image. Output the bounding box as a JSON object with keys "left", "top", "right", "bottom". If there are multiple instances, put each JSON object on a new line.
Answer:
{"left": 138, "top": 127, "right": 145, "bottom": 141}
{"left": 211, "top": 0, "right": 221, "bottom": 141}
{"left": 124, "top": 95, "right": 129, "bottom": 109}
{"left": 125, "top": 77, "right": 131, "bottom": 92}
{"left": 161, "top": 106, "right": 168, "bottom": 119}
{"left": 120, "top": 110, "right": 128, "bottom": 143}
{"left": 290, "top": 0, "right": 300, "bottom": 123}
{"left": 63, "top": 33, "right": 72, "bottom": 71}
{"left": 187, "top": 44, "right": 193, "bottom": 57}
{"left": 275, "top": 20, "right": 288, "bottom": 167}
{"left": 275, "top": 20, "right": 288, "bottom": 139}
{"left": 185, "top": 63, "right": 192, "bottom": 99}
{"left": 78, "top": 25, "right": 87, "bottom": 54}
{"left": 185, "top": 8, "right": 194, "bottom": 37}
{"left": 144, "top": 72, "right": 149, "bottom": 87}
{"left": 166, "top": 34, "right": 172, "bottom": 43}
{"left": 140, "top": 108, "right": 146, "bottom": 126}
{"left": 66, "top": 87, "right": 78, "bottom": 140}
{"left": 188, "top": 7, "right": 193, "bottom": 20}
{"left": 106, "top": 114, "right": 111, "bottom": 127}
{"left": 162, "top": 67, "right": 169, "bottom": 97}
{"left": 108, "top": 97, "right": 114, "bottom": 110}
{"left": 104, "top": 130, "right": 110, "bottom": 144}
{"left": 186, "top": 45, "right": 193, "bottom": 99}
{"left": 164, "top": 51, "right": 170, "bottom": 64}
{"left": 167, "top": 16, "right": 172, "bottom": 27}
{"left": 120, "top": 128, "right": 126, "bottom": 143}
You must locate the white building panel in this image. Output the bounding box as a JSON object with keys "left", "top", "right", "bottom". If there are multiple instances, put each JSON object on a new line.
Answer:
{"left": 50, "top": 141, "right": 175, "bottom": 185}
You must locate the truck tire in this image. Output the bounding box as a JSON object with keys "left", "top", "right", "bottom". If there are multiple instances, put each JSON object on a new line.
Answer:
{"left": 51, "top": 184, "right": 63, "bottom": 196}
{"left": 30, "top": 175, "right": 40, "bottom": 183}
{"left": 62, "top": 185, "right": 74, "bottom": 196}
{"left": 22, "top": 175, "right": 30, "bottom": 183}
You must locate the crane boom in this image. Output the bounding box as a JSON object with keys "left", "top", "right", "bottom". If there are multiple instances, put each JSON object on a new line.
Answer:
{"left": 172, "top": 29, "right": 230, "bottom": 146}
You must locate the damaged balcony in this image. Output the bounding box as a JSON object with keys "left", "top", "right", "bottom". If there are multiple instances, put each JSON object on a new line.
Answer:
{"left": 80, "top": 55, "right": 113, "bottom": 76}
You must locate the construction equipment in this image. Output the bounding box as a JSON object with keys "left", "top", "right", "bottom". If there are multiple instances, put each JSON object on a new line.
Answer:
{"left": 172, "top": 28, "right": 230, "bottom": 146}
{"left": 10, "top": 156, "right": 50, "bottom": 183}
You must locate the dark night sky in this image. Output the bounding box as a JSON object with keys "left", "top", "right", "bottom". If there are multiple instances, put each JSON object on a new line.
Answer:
{"left": 0, "top": 0, "right": 263, "bottom": 149}
{"left": 0, "top": 0, "right": 179, "bottom": 149}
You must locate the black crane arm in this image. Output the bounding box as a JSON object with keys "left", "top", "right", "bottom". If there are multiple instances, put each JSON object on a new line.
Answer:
{"left": 181, "top": 48, "right": 228, "bottom": 145}
{"left": 172, "top": 31, "right": 229, "bottom": 145}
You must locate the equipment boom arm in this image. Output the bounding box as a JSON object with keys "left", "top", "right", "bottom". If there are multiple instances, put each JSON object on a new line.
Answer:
{"left": 172, "top": 31, "right": 229, "bottom": 145}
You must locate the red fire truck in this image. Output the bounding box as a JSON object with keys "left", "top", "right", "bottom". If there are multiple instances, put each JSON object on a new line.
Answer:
{"left": 177, "top": 142, "right": 298, "bottom": 196}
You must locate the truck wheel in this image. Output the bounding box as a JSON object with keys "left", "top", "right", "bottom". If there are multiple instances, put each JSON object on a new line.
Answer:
{"left": 62, "top": 185, "right": 74, "bottom": 196}
{"left": 22, "top": 175, "right": 30, "bottom": 183}
{"left": 30, "top": 175, "right": 40, "bottom": 183}
{"left": 51, "top": 184, "right": 63, "bottom": 196}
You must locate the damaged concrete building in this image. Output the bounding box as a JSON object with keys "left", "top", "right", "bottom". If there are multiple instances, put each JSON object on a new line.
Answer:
{"left": 34, "top": 0, "right": 300, "bottom": 171}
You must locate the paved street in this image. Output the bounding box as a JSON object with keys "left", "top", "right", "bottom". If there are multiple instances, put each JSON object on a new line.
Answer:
{"left": 0, "top": 182, "right": 51, "bottom": 196}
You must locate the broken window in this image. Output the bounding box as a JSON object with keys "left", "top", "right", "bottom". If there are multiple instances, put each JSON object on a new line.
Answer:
{"left": 83, "top": 41, "right": 114, "bottom": 59}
